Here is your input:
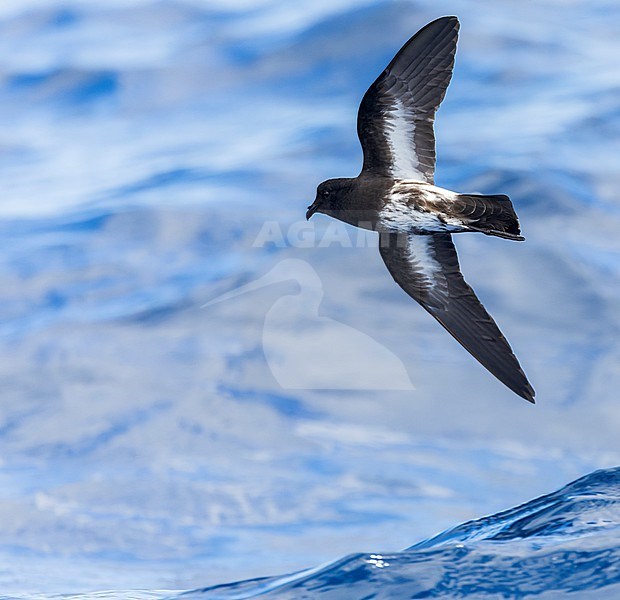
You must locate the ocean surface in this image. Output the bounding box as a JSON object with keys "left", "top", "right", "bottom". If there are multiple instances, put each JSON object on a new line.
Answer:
{"left": 183, "top": 467, "right": 620, "bottom": 599}
{"left": 0, "top": 0, "right": 619, "bottom": 597}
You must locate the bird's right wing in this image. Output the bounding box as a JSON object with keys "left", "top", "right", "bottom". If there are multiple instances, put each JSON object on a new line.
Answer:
{"left": 378, "top": 232, "right": 535, "bottom": 402}
{"left": 357, "top": 16, "right": 459, "bottom": 183}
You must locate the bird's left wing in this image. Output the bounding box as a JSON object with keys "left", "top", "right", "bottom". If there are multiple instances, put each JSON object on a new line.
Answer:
{"left": 378, "top": 232, "right": 535, "bottom": 402}
{"left": 357, "top": 16, "right": 459, "bottom": 183}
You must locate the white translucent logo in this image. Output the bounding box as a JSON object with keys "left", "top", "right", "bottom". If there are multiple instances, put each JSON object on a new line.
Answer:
{"left": 205, "top": 258, "right": 414, "bottom": 390}
{"left": 252, "top": 220, "right": 376, "bottom": 249}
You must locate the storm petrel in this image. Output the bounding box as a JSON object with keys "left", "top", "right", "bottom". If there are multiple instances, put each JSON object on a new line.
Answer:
{"left": 306, "top": 16, "right": 535, "bottom": 402}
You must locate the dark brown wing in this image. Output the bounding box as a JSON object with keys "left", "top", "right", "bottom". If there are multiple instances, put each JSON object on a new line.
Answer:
{"left": 357, "top": 16, "right": 459, "bottom": 183}
{"left": 379, "top": 232, "right": 535, "bottom": 402}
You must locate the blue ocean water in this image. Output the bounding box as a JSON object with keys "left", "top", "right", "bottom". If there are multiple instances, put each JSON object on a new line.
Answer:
{"left": 183, "top": 467, "right": 620, "bottom": 598}
{"left": 0, "top": 0, "right": 619, "bottom": 597}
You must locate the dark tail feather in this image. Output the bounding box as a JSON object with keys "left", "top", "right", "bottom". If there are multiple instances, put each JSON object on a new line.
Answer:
{"left": 468, "top": 227, "right": 525, "bottom": 241}
{"left": 457, "top": 193, "right": 524, "bottom": 240}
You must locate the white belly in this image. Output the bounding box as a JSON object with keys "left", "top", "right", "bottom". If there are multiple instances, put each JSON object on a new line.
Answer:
{"left": 378, "top": 181, "right": 465, "bottom": 234}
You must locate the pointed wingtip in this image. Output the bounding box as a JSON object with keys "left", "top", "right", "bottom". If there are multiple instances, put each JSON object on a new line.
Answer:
{"left": 511, "top": 371, "right": 535, "bottom": 403}
{"left": 519, "top": 387, "right": 536, "bottom": 404}
{"left": 424, "top": 16, "right": 459, "bottom": 32}
{"left": 435, "top": 16, "right": 460, "bottom": 28}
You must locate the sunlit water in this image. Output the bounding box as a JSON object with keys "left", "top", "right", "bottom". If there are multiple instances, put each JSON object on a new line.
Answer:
{"left": 182, "top": 467, "right": 620, "bottom": 599}
{"left": 0, "top": 0, "right": 619, "bottom": 597}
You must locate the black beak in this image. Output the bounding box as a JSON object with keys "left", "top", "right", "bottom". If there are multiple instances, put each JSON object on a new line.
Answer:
{"left": 306, "top": 200, "right": 320, "bottom": 220}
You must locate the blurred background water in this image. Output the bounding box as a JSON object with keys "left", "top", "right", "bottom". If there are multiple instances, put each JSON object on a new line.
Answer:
{"left": 0, "top": 0, "right": 620, "bottom": 597}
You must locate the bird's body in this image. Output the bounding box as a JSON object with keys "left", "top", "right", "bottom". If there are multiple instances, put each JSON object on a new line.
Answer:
{"left": 316, "top": 176, "right": 524, "bottom": 240}
{"left": 307, "top": 16, "right": 536, "bottom": 402}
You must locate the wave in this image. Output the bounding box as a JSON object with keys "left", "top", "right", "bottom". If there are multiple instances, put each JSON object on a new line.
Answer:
{"left": 181, "top": 466, "right": 620, "bottom": 598}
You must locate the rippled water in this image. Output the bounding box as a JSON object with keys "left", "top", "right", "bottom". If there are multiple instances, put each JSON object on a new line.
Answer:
{"left": 1, "top": 0, "right": 619, "bottom": 597}
{"left": 182, "top": 467, "right": 620, "bottom": 598}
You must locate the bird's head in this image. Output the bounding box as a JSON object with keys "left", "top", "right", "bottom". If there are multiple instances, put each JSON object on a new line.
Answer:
{"left": 306, "top": 178, "right": 352, "bottom": 220}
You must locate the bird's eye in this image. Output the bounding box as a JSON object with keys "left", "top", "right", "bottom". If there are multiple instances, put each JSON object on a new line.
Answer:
{"left": 324, "top": 190, "right": 330, "bottom": 197}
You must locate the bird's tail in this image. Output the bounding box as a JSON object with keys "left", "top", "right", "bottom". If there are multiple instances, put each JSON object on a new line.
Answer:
{"left": 457, "top": 193, "right": 524, "bottom": 241}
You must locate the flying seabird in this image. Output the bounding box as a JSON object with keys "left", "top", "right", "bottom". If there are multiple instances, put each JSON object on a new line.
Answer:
{"left": 306, "top": 16, "right": 535, "bottom": 402}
